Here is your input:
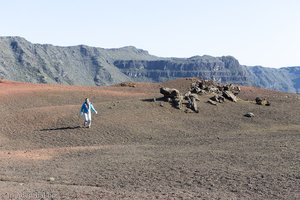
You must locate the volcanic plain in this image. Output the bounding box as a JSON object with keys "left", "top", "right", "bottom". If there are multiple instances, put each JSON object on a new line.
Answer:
{"left": 0, "top": 79, "right": 299, "bottom": 199}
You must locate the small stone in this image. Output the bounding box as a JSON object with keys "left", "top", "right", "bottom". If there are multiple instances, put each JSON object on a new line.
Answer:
{"left": 184, "top": 109, "right": 193, "bottom": 113}
{"left": 160, "top": 102, "right": 164, "bottom": 107}
{"left": 48, "top": 177, "right": 55, "bottom": 182}
{"left": 244, "top": 112, "right": 255, "bottom": 118}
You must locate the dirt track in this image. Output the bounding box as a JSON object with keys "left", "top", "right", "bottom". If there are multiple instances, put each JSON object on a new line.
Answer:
{"left": 0, "top": 79, "right": 299, "bottom": 199}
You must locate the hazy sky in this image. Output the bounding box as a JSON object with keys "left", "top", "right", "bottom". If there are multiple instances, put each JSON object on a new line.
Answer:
{"left": 1, "top": 0, "right": 300, "bottom": 68}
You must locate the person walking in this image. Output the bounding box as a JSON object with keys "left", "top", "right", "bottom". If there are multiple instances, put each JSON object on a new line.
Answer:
{"left": 80, "top": 98, "right": 97, "bottom": 128}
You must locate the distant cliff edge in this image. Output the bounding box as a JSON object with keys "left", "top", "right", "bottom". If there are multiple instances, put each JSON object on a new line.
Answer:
{"left": 0, "top": 36, "right": 299, "bottom": 93}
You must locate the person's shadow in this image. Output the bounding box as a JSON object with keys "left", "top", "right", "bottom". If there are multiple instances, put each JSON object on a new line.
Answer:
{"left": 39, "top": 126, "right": 81, "bottom": 131}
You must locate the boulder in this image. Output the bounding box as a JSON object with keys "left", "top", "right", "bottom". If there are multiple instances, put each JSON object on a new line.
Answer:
{"left": 256, "top": 97, "right": 271, "bottom": 106}
{"left": 160, "top": 87, "right": 183, "bottom": 109}
{"left": 223, "top": 84, "right": 241, "bottom": 95}
{"left": 160, "top": 87, "right": 180, "bottom": 98}
{"left": 223, "top": 91, "right": 237, "bottom": 102}
{"left": 190, "top": 86, "right": 202, "bottom": 94}
{"left": 207, "top": 86, "right": 219, "bottom": 93}
{"left": 255, "top": 97, "right": 263, "bottom": 104}
{"left": 211, "top": 95, "right": 225, "bottom": 103}
{"left": 173, "top": 96, "right": 183, "bottom": 109}
{"left": 207, "top": 100, "right": 217, "bottom": 106}
{"left": 185, "top": 93, "right": 199, "bottom": 113}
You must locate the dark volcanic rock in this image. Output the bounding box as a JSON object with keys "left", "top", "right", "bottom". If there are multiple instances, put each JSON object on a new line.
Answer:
{"left": 255, "top": 97, "right": 271, "bottom": 106}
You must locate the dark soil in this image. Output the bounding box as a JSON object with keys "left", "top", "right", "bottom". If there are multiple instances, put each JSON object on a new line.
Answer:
{"left": 0, "top": 79, "right": 299, "bottom": 199}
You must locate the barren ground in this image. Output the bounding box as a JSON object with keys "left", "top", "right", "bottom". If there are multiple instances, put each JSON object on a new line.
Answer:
{"left": 0, "top": 79, "right": 299, "bottom": 200}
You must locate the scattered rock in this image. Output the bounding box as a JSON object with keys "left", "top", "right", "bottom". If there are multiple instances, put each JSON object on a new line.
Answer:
{"left": 191, "top": 79, "right": 239, "bottom": 103}
{"left": 160, "top": 87, "right": 180, "bottom": 99}
{"left": 191, "top": 80, "right": 220, "bottom": 94}
{"left": 160, "top": 87, "right": 183, "bottom": 109}
{"left": 211, "top": 95, "right": 225, "bottom": 103}
{"left": 223, "top": 84, "right": 241, "bottom": 95}
{"left": 255, "top": 97, "right": 262, "bottom": 103}
{"left": 190, "top": 80, "right": 240, "bottom": 96}
{"left": 173, "top": 97, "right": 183, "bottom": 109}
{"left": 119, "top": 82, "right": 136, "bottom": 87}
{"left": 185, "top": 93, "right": 199, "bottom": 112}
{"left": 159, "top": 79, "right": 242, "bottom": 112}
{"left": 244, "top": 112, "right": 255, "bottom": 118}
{"left": 48, "top": 177, "right": 55, "bottom": 182}
{"left": 184, "top": 109, "right": 193, "bottom": 113}
{"left": 256, "top": 97, "right": 271, "bottom": 106}
{"left": 223, "top": 91, "right": 237, "bottom": 102}
{"left": 207, "top": 100, "right": 217, "bottom": 106}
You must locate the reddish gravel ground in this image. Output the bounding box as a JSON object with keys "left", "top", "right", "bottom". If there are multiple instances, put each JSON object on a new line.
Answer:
{"left": 0, "top": 79, "right": 299, "bottom": 200}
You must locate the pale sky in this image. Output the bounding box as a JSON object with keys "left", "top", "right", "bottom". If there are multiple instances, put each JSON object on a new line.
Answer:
{"left": 1, "top": 0, "right": 300, "bottom": 68}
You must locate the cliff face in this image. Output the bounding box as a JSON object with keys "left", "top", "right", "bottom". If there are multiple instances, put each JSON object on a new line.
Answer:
{"left": 113, "top": 56, "right": 252, "bottom": 84}
{"left": 0, "top": 36, "right": 299, "bottom": 93}
{"left": 113, "top": 57, "right": 300, "bottom": 93}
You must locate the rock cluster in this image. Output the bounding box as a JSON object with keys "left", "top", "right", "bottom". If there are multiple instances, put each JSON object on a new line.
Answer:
{"left": 191, "top": 80, "right": 240, "bottom": 95}
{"left": 159, "top": 79, "right": 241, "bottom": 112}
{"left": 190, "top": 79, "right": 240, "bottom": 104}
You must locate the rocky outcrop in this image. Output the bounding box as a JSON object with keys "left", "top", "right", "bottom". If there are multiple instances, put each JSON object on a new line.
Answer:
{"left": 159, "top": 79, "right": 241, "bottom": 113}
{"left": 160, "top": 87, "right": 183, "bottom": 109}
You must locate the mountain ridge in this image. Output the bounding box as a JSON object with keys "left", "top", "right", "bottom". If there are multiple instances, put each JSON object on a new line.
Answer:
{"left": 0, "top": 36, "right": 299, "bottom": 93}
